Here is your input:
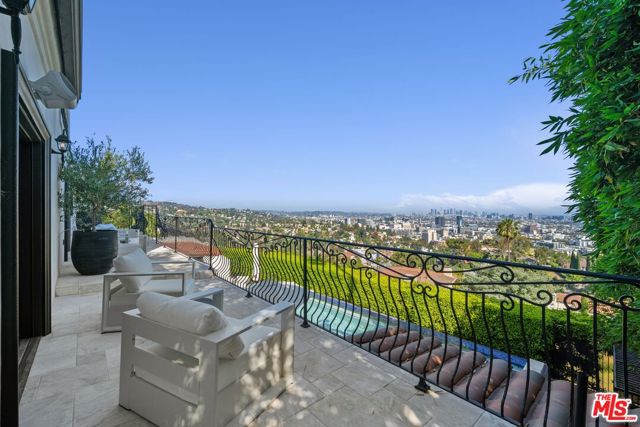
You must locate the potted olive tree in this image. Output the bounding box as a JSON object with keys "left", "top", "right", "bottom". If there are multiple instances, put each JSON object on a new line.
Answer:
{"left": 60, "top": 137, "right": 153, "bottom": 275}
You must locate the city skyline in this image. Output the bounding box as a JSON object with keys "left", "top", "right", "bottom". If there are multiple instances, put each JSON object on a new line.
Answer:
{"left": 154, "top": 200, "right": 589, "bottom": 261}
{"left": 154, "top": 196, "right": 570, "bottom": 218}
{"left": 150, "top": 181, "right": 569, "bottom": 215}
{"left": 74, "top": 1, "right": 570, "bottom": 213}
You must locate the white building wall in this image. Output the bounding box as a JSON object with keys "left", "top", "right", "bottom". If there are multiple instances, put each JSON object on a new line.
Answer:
{"left": 0, "top": 0, "right": 71, "bottom": 302}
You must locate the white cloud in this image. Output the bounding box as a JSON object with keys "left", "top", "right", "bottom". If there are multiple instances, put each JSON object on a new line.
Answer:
{"left": 397, "top": 182, "right": 569, "bottom": 213}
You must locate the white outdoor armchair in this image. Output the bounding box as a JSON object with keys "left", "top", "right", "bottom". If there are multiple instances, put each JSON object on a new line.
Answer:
{"left": 119, "top": 290, "right": 295, "bottom": 427}
{"left": 102, "top": 248, "right": 197, "bottom": 333}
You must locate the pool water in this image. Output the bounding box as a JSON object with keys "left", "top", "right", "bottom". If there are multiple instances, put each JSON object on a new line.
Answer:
{"left": 296, "top": 298, "right": 383, "bottom": 337}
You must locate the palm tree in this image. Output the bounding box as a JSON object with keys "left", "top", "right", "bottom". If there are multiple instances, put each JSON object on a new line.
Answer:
{"left": 496, "top": 219, "right": 519, "bottom": 261}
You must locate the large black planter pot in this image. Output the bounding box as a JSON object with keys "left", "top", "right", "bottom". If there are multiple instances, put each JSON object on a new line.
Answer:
{"left": 71, "top": 230, "right": 118, "bottom": 275}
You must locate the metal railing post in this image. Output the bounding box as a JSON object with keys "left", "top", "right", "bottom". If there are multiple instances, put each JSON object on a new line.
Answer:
{"left": 415, "top": 378, "right": 430, "bottom": 393}
{"left": 208, "top": 219, "right": 213, "bottom": 271}
{"left": 245, "top": 240, "right": 253, "bottom": 298}
{"left": 63, "top": 167, "right": 70, "bottom": 261}
{"left": 301, "top": 238, "right": 310, "bottom": 328}
{"left": 572, "top": 373, "right": 587, "bottom": 427}
{"left": 174, "top": 216, "right": 178, "bottom": 253}
{"left": 154, "top": 206, "right": 159, "bottom": 243}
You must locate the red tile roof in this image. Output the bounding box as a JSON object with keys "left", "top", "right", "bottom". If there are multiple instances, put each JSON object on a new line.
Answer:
{"left": 162, "top": 241, "right": 221, "bottom": 257}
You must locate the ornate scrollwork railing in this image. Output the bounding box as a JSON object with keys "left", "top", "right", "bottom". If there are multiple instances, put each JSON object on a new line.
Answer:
{"left": 147, "top": 212, "right": 640, "bottom": 427}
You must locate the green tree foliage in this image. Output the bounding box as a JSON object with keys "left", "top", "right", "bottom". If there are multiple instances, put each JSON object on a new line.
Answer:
{"left": 510, "top": 0, "right": 640, "bottom": 277}
{"left": 534, "top": 246, "right": 571, "bottom": 268}
{"left": 143, "top": 210, "right": 157, "bottom": 237}
{"left": 511, "top": 236, "right": 533, "bottom": 260}
{"left": 570, "top": 251, "right": 578, "bottom": 270}
{"left": 104, "top": 206, "right": 134, "bottom": 229}
{"left": 445, "top": 238, "right": 484, "bottom": 258}
{"left": 60, "top": 137, "right": 154, "bottom": 231}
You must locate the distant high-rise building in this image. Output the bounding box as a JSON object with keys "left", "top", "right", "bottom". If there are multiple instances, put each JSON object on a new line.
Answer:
{"left": 528, "top": 212, "right": 533, "bottom": 220}
{"left": 422, "top": 228, "right": 438, "bottom": 243}
{"left": 435, "top": 216, "right": 446, "bottom": 228}
{"left": 456, "top": 215, "right": 463, "bottom": 234}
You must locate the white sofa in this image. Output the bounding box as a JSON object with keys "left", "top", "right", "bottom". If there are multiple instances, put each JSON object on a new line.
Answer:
{"left": 101, "top": 248, "right": 197, "bottom": 333}
{"left": 119, "top": 290, "right": 295, "bottom": 427}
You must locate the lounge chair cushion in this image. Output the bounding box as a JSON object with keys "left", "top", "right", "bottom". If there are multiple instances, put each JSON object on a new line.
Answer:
{"left": 114, "top": 248, "right": 153, "bottom": 292}
{"left": 137, "top": 292, "right": 227, "bottom": 335}
{"left": 118, "top": 243, "right": 141, "bottom": 256}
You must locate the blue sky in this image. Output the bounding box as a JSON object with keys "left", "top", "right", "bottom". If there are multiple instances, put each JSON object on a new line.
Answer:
{"left": 73, "top": 1, "right": 570, "bottom": 214}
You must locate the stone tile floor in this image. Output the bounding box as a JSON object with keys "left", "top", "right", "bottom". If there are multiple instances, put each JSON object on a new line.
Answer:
{"left": 20, "top": 248, "right": 510, "bottom": 427}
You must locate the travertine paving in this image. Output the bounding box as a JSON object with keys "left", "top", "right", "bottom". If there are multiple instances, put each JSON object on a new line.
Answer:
{"left": 20, "top": 247, "right": 510, "bottom": 427}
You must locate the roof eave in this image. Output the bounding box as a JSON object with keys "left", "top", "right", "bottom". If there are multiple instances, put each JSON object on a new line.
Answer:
{"left": 53, "top": 0, "right": 82, "bottom": 101}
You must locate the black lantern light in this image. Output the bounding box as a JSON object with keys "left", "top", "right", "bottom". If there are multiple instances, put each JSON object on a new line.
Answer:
{"left": 52, "top": 130, "right": 71, "bottom": 155}
{"left": 1, "top": 0, "right": 37, "bottom": 14}
{"left": 1, "top": 0, "right": 37, "bottom": 59}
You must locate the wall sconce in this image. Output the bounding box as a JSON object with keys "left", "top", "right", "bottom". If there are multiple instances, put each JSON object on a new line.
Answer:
{"left": 52, "top": 130, "right": 71, "bottom": 155}
{"left": 1, "top": 0, "right": 37, "bottom": 14}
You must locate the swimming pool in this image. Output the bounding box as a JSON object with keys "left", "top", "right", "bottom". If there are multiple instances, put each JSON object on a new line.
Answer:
{"left": 295, "top": 296, "right": 527, "bottom": 370}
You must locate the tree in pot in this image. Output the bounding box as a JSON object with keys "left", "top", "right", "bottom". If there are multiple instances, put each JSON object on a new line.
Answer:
{"left": 60, "top": 137, "right": 153, "bottom": 275}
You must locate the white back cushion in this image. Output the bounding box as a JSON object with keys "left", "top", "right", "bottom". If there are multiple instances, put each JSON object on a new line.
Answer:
{"left": 137, "top": 292, "right": 227, "bottom": 335}
{"left": 136, "top": 292, "right": 245, "bottom": 358}
{"left": 113, "top": 248, "right": 153, "bottom": 293}
{"left": 118, "top": 243, "right": 140, "bottom": 256}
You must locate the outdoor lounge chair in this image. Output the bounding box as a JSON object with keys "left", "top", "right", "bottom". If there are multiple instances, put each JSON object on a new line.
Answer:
{"left": 101, "top": 247, "right": 197, "bottom": 333}
{"left": 119, "top": 290, "right": 295, "bottom": 427}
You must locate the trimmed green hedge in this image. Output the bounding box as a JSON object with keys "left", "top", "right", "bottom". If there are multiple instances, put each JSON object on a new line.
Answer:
{"left": 220, "top": 247, "right": 254, "bottom": 277}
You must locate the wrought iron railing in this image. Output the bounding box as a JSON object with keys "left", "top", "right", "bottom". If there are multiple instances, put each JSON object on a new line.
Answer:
{"left": 147, "top": 210, "right": 640, "bottom": 427}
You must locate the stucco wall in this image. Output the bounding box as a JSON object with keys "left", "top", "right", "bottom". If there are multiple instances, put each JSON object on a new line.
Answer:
{"left": 0, "top": 0, "right": 73, "bottom": 307}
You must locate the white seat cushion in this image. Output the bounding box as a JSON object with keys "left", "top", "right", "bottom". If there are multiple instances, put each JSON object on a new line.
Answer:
{"left": 113, "top": 248, "right": 153, "bottom": 292}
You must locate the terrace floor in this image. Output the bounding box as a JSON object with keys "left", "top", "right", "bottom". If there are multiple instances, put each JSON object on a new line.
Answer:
{"left": 19, "top": 247, "right": 511, "bottom": 427}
